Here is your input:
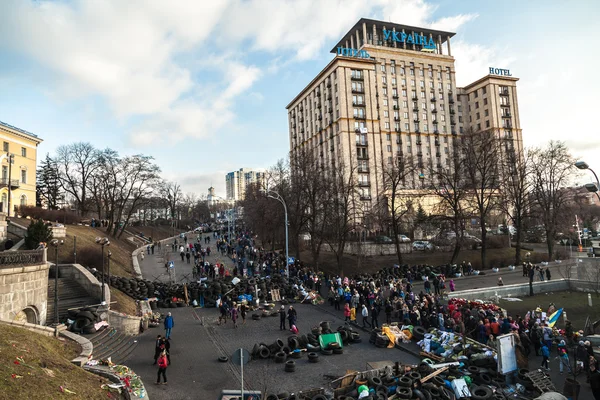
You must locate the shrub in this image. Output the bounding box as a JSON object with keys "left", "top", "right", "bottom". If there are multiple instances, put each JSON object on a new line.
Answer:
{"left": 17, "top": 206, "right": 79, "bottom": 224}
{"left": 486, "top": 236, "right": 508, "bottom": 249}
{"left": 24, "top": 219, "right": 53, "bottom": 250}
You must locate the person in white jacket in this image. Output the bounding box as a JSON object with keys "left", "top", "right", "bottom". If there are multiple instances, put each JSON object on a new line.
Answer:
{"left": 361, "top": 304, "right": 371, "bottom": 328}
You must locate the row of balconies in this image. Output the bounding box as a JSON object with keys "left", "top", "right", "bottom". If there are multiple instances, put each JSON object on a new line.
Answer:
{"left": 0, "top": 178, "right": 20, "bottom": 188}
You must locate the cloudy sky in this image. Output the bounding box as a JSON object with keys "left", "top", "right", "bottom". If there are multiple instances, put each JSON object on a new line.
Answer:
{"left": 0, "top": 0, "right": 598, "bottom": 196}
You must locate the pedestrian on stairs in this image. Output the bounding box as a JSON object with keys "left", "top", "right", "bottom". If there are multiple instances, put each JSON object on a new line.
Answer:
{"left": 164, "top": 312, "right": 174, "bottom": 339}
{"left": 156, "top": 350, "right": 168, "bottom": 385}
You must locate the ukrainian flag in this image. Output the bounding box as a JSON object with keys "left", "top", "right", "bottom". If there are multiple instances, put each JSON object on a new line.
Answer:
{"left": 548, "top": 308, "right": 563, "bottom": 328}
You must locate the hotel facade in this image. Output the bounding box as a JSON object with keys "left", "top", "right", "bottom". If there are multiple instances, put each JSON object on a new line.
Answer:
{"left": 286, "top": 19, "right": 522, "bottom": 215}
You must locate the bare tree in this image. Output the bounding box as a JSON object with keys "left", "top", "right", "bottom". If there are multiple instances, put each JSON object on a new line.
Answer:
{"left": 323, "top": 164, "right": 358, "bottom": 276}
{"left": 160, "top": 181, "right": 183, "bottom": 227}
{"left": 55, "top": 142, "right": 101, "bottom": 216}
{"left": 498, "top": 147, "right": 533, "bottom": 265}
{"left": 428, "top": 141, "right": 469, "bottom": 264}
{"left": 530, "top": 141, "right": 575, "bottom": 258}
{"left": 381, "top": 155, "right": 416, "bottom": 265}
{"left": 463, "top": 130, "right": 502, "bottom": 269}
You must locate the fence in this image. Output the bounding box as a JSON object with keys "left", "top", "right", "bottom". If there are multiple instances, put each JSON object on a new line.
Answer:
{"left": 0, "top": 249, "right": 46, "bottom": 267}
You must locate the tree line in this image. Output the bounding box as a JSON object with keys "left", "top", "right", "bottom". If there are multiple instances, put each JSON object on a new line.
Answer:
{"left": 35, "top": 142, "right": 212, "bottom": 238}
{"left": 242, "top": 130, "right": 589, "bottom": 274}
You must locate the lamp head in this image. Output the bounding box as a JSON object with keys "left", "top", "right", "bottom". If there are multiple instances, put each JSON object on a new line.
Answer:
{"left": 584, "top": 183, "right": 598, "bottom": 193}
{"left": 575, "top": 161, "right": 590, "bottom": 170}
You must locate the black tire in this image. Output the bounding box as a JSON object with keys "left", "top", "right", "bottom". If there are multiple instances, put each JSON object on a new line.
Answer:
{"left": 252, "top": 343, "right": 260, "bottom": 357}
{"left": 413, "top": 326, "right": 426, "bottom": 341}
{"left": 475, "top": 373, "right": 492, "bottom": 385}
{"left": 321, "top": 349, "right": 333, "bottom": 355}
{"left": 218, "top": 356, "right": 228, "bottom": 362}
{"left": 333, "top": 348, "right": 343, "bottom": 354}
{"left": 288, "top": 336, "right": 300, "bottom": 350}
{"left": 397, "top": 376, "right": 412, "bottom": 387}
{"left": 259, "top": 346, "right": 271, "bottom": 359}
{"left": 82, "top": 326, "right": 97, "bottom": 334}
{"left": 468, "top": 365, "right": 480, "bottom": 374}
{"left": 312, "top": 395, "right": 328, "bottom": 400}
{"left": 266, "top": 395, "right": 278, "bottom": 400}
{"left": 407, "top": 371, "right": 421, "bottom": 381}
{"left": 76, "top": 311, "right": 94, "bottom": 321}
{"left": 369, "top": 376, "right": 382, "bottom": 387}
{"left": 395, "top": 386, "right": 412, "bottom": 399}
{"left": 470, "top": 385, "right": 493, "bottom": 400}
{"left": 412, "top": 389, "right": 431, "bottom": 400}
{"left": 277, "top": 392, "right": 290, "bottom": 399}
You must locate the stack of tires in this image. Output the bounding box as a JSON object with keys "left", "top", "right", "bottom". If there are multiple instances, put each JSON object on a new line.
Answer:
{"left": 68, "top": 307, "right": 101, "bottom": 334}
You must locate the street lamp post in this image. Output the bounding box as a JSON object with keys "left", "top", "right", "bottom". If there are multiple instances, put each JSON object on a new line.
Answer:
{"left": 575, "top": 161, "right": 600, "bottom": 202}
{"left": 265, "top": 190, "right": 289, "bottom": 279}
{"left": 50, "top": 239, "right": 64, "bottom": 325}
{"left": 6, "top": 153, "right": 14, "bottom": 217}
{"left": 95, "top": 237, "right": 110, "bottom": 302}
{"left": 107, "top": 250, "right": 112, "bottom": 287}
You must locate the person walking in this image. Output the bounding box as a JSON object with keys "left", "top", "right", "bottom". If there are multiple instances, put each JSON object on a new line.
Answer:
{"left": 160, "top": 337, "right": 171, "bottom": 365}
{"left": 590, "top": 363, "right": 600, "bottom": 400}
{"left": 361, "top": 304, "right": 371, "bottom": 328}
{"left": 230, "top": 303, "right": 239, "bottom": 328}
{"left": 279, "top": 305, "right": 286, "bottom": 330}
{"left": 240, "top": 303, "right": 247, "bottom": 325}
{"left": 370, "top": 304, "right": 379, "bottom": 329}
{"left": 164, "top": 312, "right": 174, "bottom": 339}
{"left": 545, "top": 267, "right": 551, "bottom": 281}
{"left": 186, "top": 251, "right": 191, "bottom": 264}
{"left": 287, "top": 306, "right": 297, "bottom": 332}
{"left": 558, "top": 340, "right": 571, "bottom": 374}
{"left": 152, "top": 335, "right": 162, "bottom": 365}
{"left": 541, "top": 342, "right": 550, "bottom": 370}
{"left": 344, "top": 303, "right": 351, "bottom": 322}
{"left": 156, "top": 350, "right": 168, "bottom": 385}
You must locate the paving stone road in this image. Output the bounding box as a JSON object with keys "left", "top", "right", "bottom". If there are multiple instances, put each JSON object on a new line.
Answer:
{"left": 125, "top": 234, "right": 587, "bottom": 399}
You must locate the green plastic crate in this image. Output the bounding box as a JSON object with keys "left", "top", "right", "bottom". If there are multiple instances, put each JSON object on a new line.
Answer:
{"left": 319, "top": 332, "right": 343, "bottom": 349}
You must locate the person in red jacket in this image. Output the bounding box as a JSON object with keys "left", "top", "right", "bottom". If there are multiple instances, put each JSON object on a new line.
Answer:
{"left": 490, "top": 318, "right": 501, "bottom": 337}
{"left": 156, "top": 350, "right": 168, "bottom": 385}
{"left": 344, "top": 303, "right": 351, "bottom": 322}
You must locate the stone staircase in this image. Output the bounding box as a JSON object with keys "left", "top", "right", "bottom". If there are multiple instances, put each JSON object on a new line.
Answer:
{"left": 46, "top": 277, "right": 98, "bottom": 325}
{"left": 87, "top": 327, "right": 138, "bottom": 365}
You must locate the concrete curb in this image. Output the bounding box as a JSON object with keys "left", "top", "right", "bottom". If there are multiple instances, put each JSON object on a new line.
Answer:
{"left": 84, "top": 365, "right": 149, "bottom": 400}
{"left": 60, "top": 329, "right": 94, "bottom": 366}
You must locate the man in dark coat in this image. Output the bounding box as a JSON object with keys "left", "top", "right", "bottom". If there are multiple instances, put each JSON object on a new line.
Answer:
{"left": 278, "top": 305, "right": 286, "bottom": 330}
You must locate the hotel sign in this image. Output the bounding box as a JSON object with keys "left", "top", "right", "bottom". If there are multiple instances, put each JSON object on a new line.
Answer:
{"left": 337, "top": 47, "right": 371, "bottom": 59}
{"left": 383, "top": 29, "right": 436, "bottom": 51}
{"left": 489, "top": 67, "right": 512, "bottom": 76}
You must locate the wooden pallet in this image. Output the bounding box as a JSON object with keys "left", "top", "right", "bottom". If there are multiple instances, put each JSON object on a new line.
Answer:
{"left": 271, "top": 289, "right": 281, "bottom": 301}
{"left": 525, "top": 369, "right": 556, "bottom": 393}
{"left": 420, "top": 351, "right": 444, "bottom": 362}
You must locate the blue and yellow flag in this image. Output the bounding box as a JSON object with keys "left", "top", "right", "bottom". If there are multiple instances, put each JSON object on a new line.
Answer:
{"left": 548, "top": 308, "right": 563, "bottom": 328}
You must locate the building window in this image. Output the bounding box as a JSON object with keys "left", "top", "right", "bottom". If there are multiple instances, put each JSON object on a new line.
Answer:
{"left": 384, "top": 110, "right": 389, "bottom": 118}
{"left": 387, "top": 145, "right": 392, "bottom": 152}
{"left": 402, "top": 89, "right": 407, "bottom": 97}
{"left": 419, "top": 69, "right": 424, "bottom": 76}
{"left": 476, "top": 112, "right": 480, "bottom": 119}
{"left": 2, "top": 142, "right": 8, "bottom": 152}
{"left": 391, "top": 77, "right": 396, "bottom": 85}
{"left": 475, "top": 101, "right": 479, "bottom": 109}
{"left": 483, "top": 98, "right": 488, "bottom": 106}
{"left": 402, "top": 101, "right": 408, "bottom": 108}
{"left": 484, "top": 110, "right": 489, "bottom": 117}
{"left": 351, "top": 70, "right": 363, "bottom": 79}
{"left": 382, "top": 76, "right": 387, "bottom": 84}
{"left": 423, "top": 124, "right": 428, "bottom": 132}
{"left": 420, "top": 81, "right": 425, "bottom": 88}
{"left": 403, "top": 112, "right": 409, "bottom": 119}
{"left": 404, "top": 123, "right": 409, "bottom": 130}
{"left": 482, "top": 87, "right": 487, "bottom": 95}
{"left": 486, "top": 120, "right": 490, "bottom": 128}
{"left": 20, "top": 194, "right": 26, "bottom": 207}
{"left": 21, "top": 169, "right": 26, "bottom": 184}
{"left": 411, "top": 79, "right": 416, "bottom": 87}
{"left": 21, "top": 147, "right": 26, "bottom": 157}
{"left": 383, "top": 98, "right": 388, "bottom": 106}
{"left": 385, "top": 122, "right": 390, "bottom": 129}
{"left": 400, "top": 67, "right": 405, "bottom": 75}
{"left": 477, "top": 123, "right": 481, "bottom": 130}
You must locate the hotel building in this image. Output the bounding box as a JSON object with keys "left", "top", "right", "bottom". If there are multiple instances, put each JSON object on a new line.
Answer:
{"left": 0, "top": 120, "right": 42, "bottom": 215}
{"left": 286, "top": 19, "right": 522, "bottom": 215}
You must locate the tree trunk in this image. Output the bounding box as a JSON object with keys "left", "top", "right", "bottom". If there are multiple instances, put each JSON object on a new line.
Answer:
{"left": 481, "top": 222, "right": 488, "bottom": 269}
{"left": 545, "top": 232, "right": 554, "bottom": 259}
{"left": 391, "top": 221, "right": 404, "bottom": 266}
{"left": 514, "top": 222, "right": 523, "bottom": 265}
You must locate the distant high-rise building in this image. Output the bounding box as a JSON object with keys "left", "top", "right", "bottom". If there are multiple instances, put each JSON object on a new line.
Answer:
{"left": 225, "top": 168, "right": 264, "bottom": 201}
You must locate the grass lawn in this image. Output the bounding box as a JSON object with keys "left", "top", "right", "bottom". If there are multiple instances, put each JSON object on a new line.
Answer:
{"left": 0, "top": 325, "right": 121, "bottom": 400}
{"left": 498, "top": 291, "right": 600, "bottom": 332}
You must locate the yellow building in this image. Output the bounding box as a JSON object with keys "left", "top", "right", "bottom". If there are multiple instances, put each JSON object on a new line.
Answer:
{"left": 0, "top": 121, "right": 43, "bottom": 215}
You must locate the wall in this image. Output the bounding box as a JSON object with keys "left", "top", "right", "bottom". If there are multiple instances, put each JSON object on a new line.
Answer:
{"left": 0, "top": 213, "right": 7, "bottom": 241}
{"left": 107, "top": 310, "right": 141, "bottom": 335}
{"left": 7, "top": 220, "right": 27, "bottom": 237}
{"left": 322, "top": 241, "right": 412, "bottom": 256}
{"left": 50, "top": 225, "right": 66, "bottom": 238}
{"left": 449, "top": 279, "right": 570, "bottom": 301}
{"left": 0, "top": 250, "right": 49, "bottom": 325}
{"left": 59, "top": 263, "right": 109, "bottom": 306}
